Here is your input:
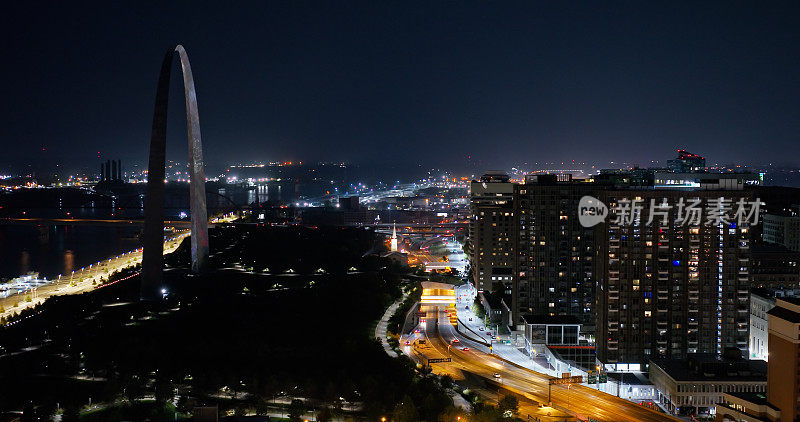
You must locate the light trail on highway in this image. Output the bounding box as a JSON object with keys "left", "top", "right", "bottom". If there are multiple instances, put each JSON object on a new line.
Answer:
{"left": 413, "top": 306, "right": 681, "bottom": 422}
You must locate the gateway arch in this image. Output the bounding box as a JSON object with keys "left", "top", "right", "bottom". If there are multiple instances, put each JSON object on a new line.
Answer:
{"left": 141, "top": 45, "right": 209, "bottom": 300}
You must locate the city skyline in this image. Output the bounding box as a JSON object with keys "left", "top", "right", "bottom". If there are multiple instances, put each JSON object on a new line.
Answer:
{"left": 4, "top": 3, "right": 800, "bottom": 421}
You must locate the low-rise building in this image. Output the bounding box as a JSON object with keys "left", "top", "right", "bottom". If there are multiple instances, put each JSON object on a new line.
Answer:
{"left": 751, "top": 290, "right": 773, "bottom": 361}
{"left": 749, "top": 288, "right": 800, "bottom": 361}
{"left": 522, "top": 314, "right": 581, "bottom": 348}
{"left": 650, "top": 350, "right": 767, "bottom": 417}
{"left": 715, "top": 392, "right": 780, "bottom": 422}
{"left": 478, "top": 291, "right": 512, "bottom": 328}
{"left": 765, "top": 298, "right": 800, "bottom": 421}
{"left": 714, "top": 298, "right": 800, "bottom": 421}
{"left": 763, "top": 213, "right": 800, "bottom": 252}
{"left": 520, "top": 314, "right": 597, "bottom": 375}
{"left": 750, "top": 244, "right": 800, "bottom": 290}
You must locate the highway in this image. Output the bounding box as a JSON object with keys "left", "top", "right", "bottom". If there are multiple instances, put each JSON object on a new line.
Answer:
{"left": 394, "top": 234, "right": 467, "bottom": 274}
{"left": 410, "top": 306, "right": 681, "bottom": 422}
{"left": 0, "top": 231, "right": 188, "bottom": 319}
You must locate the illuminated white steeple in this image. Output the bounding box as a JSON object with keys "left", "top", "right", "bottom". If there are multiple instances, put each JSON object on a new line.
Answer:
{"left": 390, "top": 222, "right": 398, "bottom": 252}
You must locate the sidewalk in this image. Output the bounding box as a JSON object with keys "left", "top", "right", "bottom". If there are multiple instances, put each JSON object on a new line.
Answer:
{"left": 454, "top": 284, "right": 656, "bottom": 401}
{"left": 1, "top": 231, "right": 188, "bottom": 320}
{"left": 375, "top": 293, "right": 407, "bottom": 357}
{"left": 454, "top": 284, "right": 561, "bottom": 377}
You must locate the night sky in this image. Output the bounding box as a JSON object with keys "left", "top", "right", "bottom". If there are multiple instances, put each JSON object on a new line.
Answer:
{"left": 1, "top": 2, "right": 799, "bottom": 174}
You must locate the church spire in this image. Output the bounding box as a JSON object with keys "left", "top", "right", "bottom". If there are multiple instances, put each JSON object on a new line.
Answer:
{"left": 390, "top": 222, "right": 398, "bottom": 252}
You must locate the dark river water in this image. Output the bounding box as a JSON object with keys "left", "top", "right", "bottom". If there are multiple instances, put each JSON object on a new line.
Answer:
{"left": 0, "top": 224, "right": 142, "bottom": 280}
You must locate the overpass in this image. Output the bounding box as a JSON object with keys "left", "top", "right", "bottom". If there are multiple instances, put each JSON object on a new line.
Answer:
{"left": 369, "top": 221, "right": 468, "bottom": 236}
{"left": 421, "top": 281, "right": 457, "bottom": 325}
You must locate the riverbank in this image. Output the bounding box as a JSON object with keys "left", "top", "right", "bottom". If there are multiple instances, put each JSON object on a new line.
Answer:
{"left": 0, "top": 230, "right": 188, "bottom": 320}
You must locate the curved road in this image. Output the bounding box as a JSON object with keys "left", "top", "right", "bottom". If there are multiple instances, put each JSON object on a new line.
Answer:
{"left": 414, "top": 306, "right": 680, "bottom": 422}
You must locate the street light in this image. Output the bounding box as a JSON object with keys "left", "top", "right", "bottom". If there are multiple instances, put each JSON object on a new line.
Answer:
{"left": 567, "top": 383, "right": 572, "bottom": 410}
{"left": 596, "top": 365, "right": 602, "bottom": 390}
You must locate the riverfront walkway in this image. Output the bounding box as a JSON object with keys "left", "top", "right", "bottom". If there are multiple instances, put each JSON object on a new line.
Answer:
{"left": 0, "top": 230, "right": 189, "bottom": 320}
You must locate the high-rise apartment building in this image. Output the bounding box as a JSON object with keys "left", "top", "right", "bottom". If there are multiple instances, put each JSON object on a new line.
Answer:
{"left": 595, "top": 189, "right": 754, "bottom": 365}
{"left": 468, "top": 168, "right": 765, "bottom": 366}
{"left": 469, "top": 171, "right": 514, "bottom": 292}
{"left": 513, "top": 174, "right": 597, "bottom": 329}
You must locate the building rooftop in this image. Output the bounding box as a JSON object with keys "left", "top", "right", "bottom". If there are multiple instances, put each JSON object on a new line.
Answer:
{"left": 480, "top": 291, "right": 504, "bottom": 308}
{"left": 420, "top": 281, "right": 455, "bottom": 291}
{"left": 751, "top": 243, "right": 800, "bottom": 255}
{"left": 478, "top": 171, "right": 510, "bottom": 183}
{"left": 521, "top": 314, "right": 581, "bottom": 325}
{"left": 650, "top": 353, "right": 767, "bottom": 382}
{"left": 751, "top": 287, "right": 800, "bottom": 301}
{"left": 607, "top": 371, "right": 651, "bottom": 385}
{"left": 726, "top": 392, "right": 770, "bottom": 406}
{"left": 767, "top": 303, "right": 800, "bottom": 323}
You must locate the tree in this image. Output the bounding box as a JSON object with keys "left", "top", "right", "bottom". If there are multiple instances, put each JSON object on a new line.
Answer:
{"left": 35, "top": 400, "right": 58, "bottom": 422}
{"left": 392, "top": 395, "right": 419, "bottom": 422}
{"left": 254, "top": 397, "right": 270, "bottom": 416}
{"left": 154, "top": 376, "right": 174, "bottom": 405}
{"left": 439, "top": 374, "right": 454, "bottom": 390}
{"left": 62, "top": 405, "right": 80, "bottom": 422}
{"left": 122, "top": 374, "right": 146, "bottom": 404}
{"left": 317, "top": 406, "right": 333, "bottom": 422}
{"left": 21, "top": 401, "right": 34, "bottom": 422}
{"left": 498, "top": 394, "right": 519, "bottom": 415}
{"left": 177, "top": 396, "right": 196, "bottom": 414}
{"left": 288, "top": 398, "right": 305, "bottom": 422}
{"left": 472, "top": 406, "right": 504, "bottom": 422}
{"left": 438, "top": 407, "right": 468, "bottom": 422}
